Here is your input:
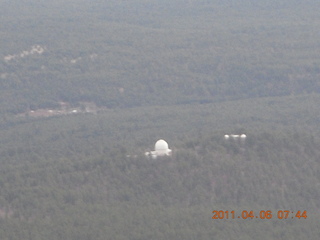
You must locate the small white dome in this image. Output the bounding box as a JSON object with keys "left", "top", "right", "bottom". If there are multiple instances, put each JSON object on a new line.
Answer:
{"left": 155, "top": 139, "right": 169, "bottom": 151}
{"left": 240, "top": 134, "right": 247, "bottom": 138}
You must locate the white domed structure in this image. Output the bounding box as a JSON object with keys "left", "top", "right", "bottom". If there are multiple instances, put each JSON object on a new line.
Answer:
{"left": 240, "top": 134, "right": 247, "bottom": 139}
{"left": 155, "top": 139, "right": 168, "bottom": 151}
{"left": 145, "top": 139, "right": 172, "bottom": 159}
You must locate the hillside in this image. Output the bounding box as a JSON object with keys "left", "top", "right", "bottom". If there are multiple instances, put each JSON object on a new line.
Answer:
{"left": 0, "top": 94, "right": 320, "bottom": 239}
{"left": 1, "top": 0, "right": 320, "bottom": 113}
{"left": 1, "top": 0, "right": 320, "bottom": 239}
{"left": 0, "top": 123, "right": 319, "bottom": 239}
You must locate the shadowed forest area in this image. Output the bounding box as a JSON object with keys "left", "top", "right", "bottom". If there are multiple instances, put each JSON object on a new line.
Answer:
{"left": 0, "top": 0, "right": 320, "bottom": 239}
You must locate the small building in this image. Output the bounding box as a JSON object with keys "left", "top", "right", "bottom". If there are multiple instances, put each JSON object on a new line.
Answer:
{"left": 145, "top": 139, "right": 172, "bottom": 159}
{"left": 224, "top": 134, "right": 247, "bottom": 140}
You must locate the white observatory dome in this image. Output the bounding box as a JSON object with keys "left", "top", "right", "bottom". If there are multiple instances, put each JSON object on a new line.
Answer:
{"left": 155, "top": 139, "right": 169, "bottom": 151}
{"left": 151, "top": 139, "right": 171, "bottom": 157}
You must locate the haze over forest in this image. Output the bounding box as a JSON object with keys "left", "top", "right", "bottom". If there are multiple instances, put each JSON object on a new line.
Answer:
{"left": 2, "top": 0, "right": 320, "bottom": 113}
{"left": 0, "top": 0, "right": 320, "bottom": 239}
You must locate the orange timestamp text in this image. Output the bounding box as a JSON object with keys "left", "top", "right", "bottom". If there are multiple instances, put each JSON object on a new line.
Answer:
{"left": 212, "top": 210, "right": 307, "bottom": 220}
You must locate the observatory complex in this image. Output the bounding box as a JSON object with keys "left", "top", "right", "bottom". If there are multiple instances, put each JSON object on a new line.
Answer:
{"left": 224, "top": 134, "right": 247, "bottom": 140}
{"left": 145, "top": 139, "right": 172, "bottom": 159}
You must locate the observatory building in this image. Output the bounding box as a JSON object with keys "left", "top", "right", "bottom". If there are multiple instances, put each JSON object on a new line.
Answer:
{"left": 224, "top": 134, "right": 247, "bottom": 140}
{"left": 145, "top": 139, "right": 172, "bottom": 159}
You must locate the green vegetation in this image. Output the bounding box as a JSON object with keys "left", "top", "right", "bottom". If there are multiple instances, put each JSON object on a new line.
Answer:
{"left": 1, "top": 0, "right": 320, "bottom": 239}
{"left": 0, "top": 95, "right": 319, "bottom": 239}
{"left": 1, "top": 0, "right": 320, "bottom": 113}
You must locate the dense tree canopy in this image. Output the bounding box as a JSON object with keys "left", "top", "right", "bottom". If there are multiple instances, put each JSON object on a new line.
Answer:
{"left": 1, "top": 0, "right": 320, "bottom": 113}
{"left": 1, "top": 0, "right": 320, "bottom": 239}
{"left": 0, "top": 95, "right": 319, "bottom": 239}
